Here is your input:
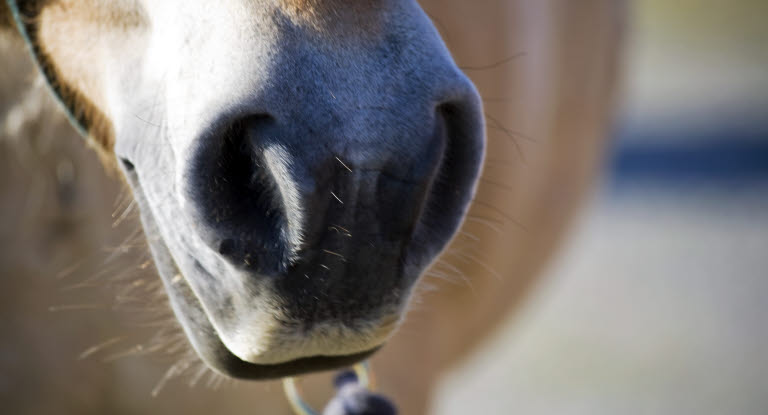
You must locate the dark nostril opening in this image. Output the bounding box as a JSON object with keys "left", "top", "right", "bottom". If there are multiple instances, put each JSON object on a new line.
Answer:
{"left": 409, "top": 100, "right": 484, "bottom": 263}
{"left": 433, "top": 102, "right": 484, "bottom": 186}
{"left": 218, "top": 238, "right": 236, "bottom": 256}
{"left": 120, "top": 158, "right": 135, "bottom": 171}
{"left": 188, "top": 113, "right": 291, "bottom": 275}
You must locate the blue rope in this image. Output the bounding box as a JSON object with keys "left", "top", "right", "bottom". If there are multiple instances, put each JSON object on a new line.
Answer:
{"left": 323, "top": 370, "right": 398, "bottom": 415}
{"left": 5, "top": 0, "right": 89, "bottom": 138}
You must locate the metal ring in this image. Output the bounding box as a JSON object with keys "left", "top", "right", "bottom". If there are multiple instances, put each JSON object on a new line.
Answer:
{"left": 283, "top": 361, "right": 374, "bottom": 415}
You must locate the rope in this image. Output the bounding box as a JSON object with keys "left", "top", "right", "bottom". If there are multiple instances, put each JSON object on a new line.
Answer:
{"left": 5, "top": 0, "right": 89, "bottom": 138}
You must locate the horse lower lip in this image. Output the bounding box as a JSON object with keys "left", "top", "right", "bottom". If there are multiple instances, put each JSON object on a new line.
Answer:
{"left": 211, "top": 344, "right": 381, "bottom": 380}
{"left": 155, "top": 238, "right": 384, "bottom": 379}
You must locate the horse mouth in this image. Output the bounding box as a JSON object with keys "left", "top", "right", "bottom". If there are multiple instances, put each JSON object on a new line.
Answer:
{"left": 148, "top": 225, "right": 383, "bottom": 379}
{"left": 120, "top": 168, "right": 383, "bottom": 380}
{"left": 212, "top": 348, "right": 380, "bottom": 380}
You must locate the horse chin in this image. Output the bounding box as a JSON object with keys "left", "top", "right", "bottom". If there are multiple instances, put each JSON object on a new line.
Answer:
{"left": 171, "top": 275, "right": 381, "bottom": 380}
{"left": 139, "top": 213, "right": 383, "bottom": 379}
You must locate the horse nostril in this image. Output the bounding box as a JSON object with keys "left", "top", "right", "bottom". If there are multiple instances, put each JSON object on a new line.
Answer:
{"left": 120, "top": 158, "right": 135, "bottom": 171}
{"left": 218, "top": 238, "right": 237, "bottom": 256}
{"left": 186, "top": 113, "right": 293, "bottom": 275}
{"left": 406, "top": 98, "right": 485, "bottom": 265}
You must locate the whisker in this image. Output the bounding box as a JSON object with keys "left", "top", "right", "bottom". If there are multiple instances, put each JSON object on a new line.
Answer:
{"left": 331, "top": 224, "right": 351, "bottom": 233}
{"left": 206, "top": 371, "right": 228, "bottom": 390}
{"left": 330, "top": 191, "right": 344, "bottom": 205}
{"left": 460, "top": 51, "right": 527, "bottom": 71}
{"left": 78, "top": 337, "right": 124, "bottom": 360}
{"left": 445, "top": 249, "right": 503, "bottom": 281}
{"left": 483, "top": 158, "right": 514, "bottom": 166}
{"left": 112, "top": 188, "right": 134, "bottom": 214}
{"left": 322, "top": 249, "right": 346, "bottom": 262}
{"left": 431, "top": 259, "right": 475, "bottom": 293}
{"left": 62, "top": 261, "right": 123, "bottom": 289}
{"left": 141, "top": 342, "right": 168, "bottom": 355}
{"left": 478, "top": 177, "right": 515, "bottom": 192}
{"left": 433, "top": 259, "right": 467, "bottom": 279}
{"left": 335, "top": 156, "right": 353, "bottom": 172}
{"left": 112, "top": 200, "right": 136, "bottom": 228}
{"left": 457, "top": 230, "right": 480, "bottom": 242}
{"left": 470, "top": 199, "right": 527, "bottom": 231}
{"left": 484, "top": 113, "right": 535, "bottom": 142}
{"left": 328, "top": 225, "right": 352, "bottom": 237}
{"left": 101, "top": 227, "right": 145, "bottom": 263}
{"left": 55, "top": 258, "right": 86, "bottom": 280}
{"left": 133, "top": 113, "right": 163, "bottom": 128}
{"left": 484, "top": 114, "right": 526, "bottom": 162}
{"left": 48, "top": 303, "right": 103, "bottom": 312}
{"left": 164, "top": 338, "right": 190, "bottom": 355}
{"left": 126, "top": 318, "right": 179, "bottom": 328}
{"left": 424, "top": 270, "right": 462, "bottom": 286}
{"left": 102, "top": 344, "right": 146, "bottom": 362}
{"left": 152, "top": 358, "right": 191, "bottom": 397}
{"left": 189, "top": 363, "right": 210, "bottom": 388}
{"left": 463, "top": 216, "right": 504, "bottom": 234}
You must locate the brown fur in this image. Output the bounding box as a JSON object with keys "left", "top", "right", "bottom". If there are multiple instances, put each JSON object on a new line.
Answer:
{"left": 277, "top": 0, "right": 385, "bottom": 35}
{"left": 6, "top": 0, "right": 149, "bottom": 166}
{"left": 34, "top": 3, "right": 116, "bottom": 162}
{"left": 10, "top": 0, "right": 379, "bottom": 166}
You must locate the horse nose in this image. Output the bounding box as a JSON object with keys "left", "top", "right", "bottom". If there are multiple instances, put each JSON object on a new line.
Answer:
{"left": 407, "top": 97, "right": 485, "bottom": 265}
{"left": 183, "top": 83, "right": 484, "bottom": 279}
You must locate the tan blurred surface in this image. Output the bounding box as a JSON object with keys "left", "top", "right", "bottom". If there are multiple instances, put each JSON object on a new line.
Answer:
{"left": 434, "top": 1, "right": 768, "bottom": 413}
{"left": 0, "top": 1, "right": 623, "bottom": 413}
{"left": 436, "top": 188, "right": 768, "bottom": 414}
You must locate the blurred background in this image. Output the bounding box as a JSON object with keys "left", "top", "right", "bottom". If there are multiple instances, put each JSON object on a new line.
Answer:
{"left": 436, "top": 0, "right": 768, "bottom": 413}
{"left": 2, "top": 1, "right": 767, "bottom": 414}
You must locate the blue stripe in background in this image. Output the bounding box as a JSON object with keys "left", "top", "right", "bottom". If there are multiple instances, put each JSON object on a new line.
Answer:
{"left": 608, "top": 125, "right": 768, "bottom": 188}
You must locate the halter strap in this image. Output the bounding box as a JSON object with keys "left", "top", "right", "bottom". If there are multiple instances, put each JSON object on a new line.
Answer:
{"left": 5, "top": 0, "right": 89, "bottom": 138}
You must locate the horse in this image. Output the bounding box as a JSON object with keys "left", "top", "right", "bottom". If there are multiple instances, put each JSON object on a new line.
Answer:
{"left": 0, "top": 1, "right": 625, "bottom": 413}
